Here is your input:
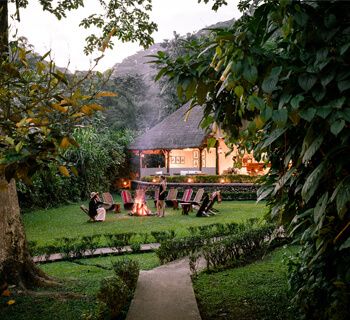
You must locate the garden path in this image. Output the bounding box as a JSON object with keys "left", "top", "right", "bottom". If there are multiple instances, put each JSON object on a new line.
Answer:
{"left": 126, "top": 258, "right": 202, "bottom": 320}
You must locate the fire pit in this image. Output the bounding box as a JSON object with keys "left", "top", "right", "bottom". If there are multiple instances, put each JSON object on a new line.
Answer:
{"left": 130, "top": 189, "right": 153, "bottom": 216}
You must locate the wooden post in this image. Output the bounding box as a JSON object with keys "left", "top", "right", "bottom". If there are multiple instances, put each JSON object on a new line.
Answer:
{"left": 199, "top": 148, "right": 203, "bottom": 171}
{"left": 166, "top": 150, "right": 170, "bottom": 174}
{"left": 215, "top": 142, "right": 219, "bottom": 175}
{"left": 139, "top": 150, "right": 142, "bottom": 178}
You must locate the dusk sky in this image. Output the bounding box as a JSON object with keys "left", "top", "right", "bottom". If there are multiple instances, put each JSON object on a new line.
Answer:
{"left": 9, "top": 0, "right": 241, "bottom": 71}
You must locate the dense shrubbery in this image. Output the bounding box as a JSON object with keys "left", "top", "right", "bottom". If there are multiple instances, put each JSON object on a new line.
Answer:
{"left": 28, "top": 222, "right": 247, "bottom": 260}
{"left": 142, "top": 174, "right": 259, "bottom": 184}
{"left": 155, "top": 1, "right": 350, "bottom": 318}
{"left": 155, "top": 219, "right": 283, "bottom": 266}
{"left": 17, "top": 125, "right": 133, "bottom": 209}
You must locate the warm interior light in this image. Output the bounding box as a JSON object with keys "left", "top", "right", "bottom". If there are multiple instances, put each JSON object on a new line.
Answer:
{"left": 152, "top": 178, "right": 157, "bottom": 183}
{"left": 188, "top": 178, "right": 193, "bottom": 183}
{"left": 123, "top": 181, "right": 127, "bottom": 186}
{"left": 220, "top": 178, "right": 225, "bottom": 183}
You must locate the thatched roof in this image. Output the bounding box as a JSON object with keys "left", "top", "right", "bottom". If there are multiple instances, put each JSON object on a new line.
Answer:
{"left": 129, "top": 103, "right": 208, "bottom": 151}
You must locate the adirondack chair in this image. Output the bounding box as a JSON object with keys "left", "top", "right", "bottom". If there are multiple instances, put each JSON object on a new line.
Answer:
{"left": 102, "top": 192, "right": 121, "bottom": 213}
{"left": 121, "top": 190, "right": 134, "bottom": 210}
{"left": 179, "top": 188, "right": 204, "bottom": 215}
{"left": 165, "top": 188, "right": 178, "bottom": 208}
{"left": 195, "top": 191, "right": 222, "bottom": 217}
{"left": 173, "top": 188, "right": 193, "bottom": 211}
{"left": 80, "top": 204, "right": 99, "bottom": 222}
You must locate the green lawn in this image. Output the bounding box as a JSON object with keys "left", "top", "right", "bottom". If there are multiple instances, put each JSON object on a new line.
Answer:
{"left": 23, "top": 197, "right": 267, "bottom": 247}
{"left": 193, "top": 246, "right": 297, "bottom": 320}
{"left": 0, "top": 252, "right": 160, "bottom": 320}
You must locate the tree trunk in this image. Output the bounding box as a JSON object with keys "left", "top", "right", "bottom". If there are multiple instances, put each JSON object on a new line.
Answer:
{"left": 0, "top": 172, "right": 55, "bottom": 289}
{"left": 0, "top": 0, "right": 8, "bottom": 60}
{"left": 0, "top": 0, "right": 53, "bottom": 290}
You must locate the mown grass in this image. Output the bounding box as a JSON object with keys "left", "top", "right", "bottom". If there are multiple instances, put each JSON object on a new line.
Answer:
{"left": 0, "top": 252, "right": 160, "bottom": 320}
{"left": 193, "top": 246, "right": 297, "bottom": 320}
{"left": 23, "top": 196, "right": 267, "bottom": 247}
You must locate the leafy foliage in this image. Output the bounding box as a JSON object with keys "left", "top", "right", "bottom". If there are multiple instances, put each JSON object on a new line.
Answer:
{"left": 96, "top": 258, "right": 139, "bottom": 319}
{"left": 0, "top": 43, "right": 105, "bottom": 183}
{"left": 10, "top": 0, "right": 157, "bottom": 55}
{"left": 153, "top": 1, "right": 350, "bottom": 319}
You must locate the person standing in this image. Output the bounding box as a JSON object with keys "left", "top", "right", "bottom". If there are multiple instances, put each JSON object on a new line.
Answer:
{"left": 157, "top": 176, "right": 167, "bottom": 217}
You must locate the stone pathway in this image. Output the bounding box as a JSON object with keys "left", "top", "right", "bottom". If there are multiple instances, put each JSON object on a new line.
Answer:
{"left": 126, "top": 258, "right": 202, "bottom": 320}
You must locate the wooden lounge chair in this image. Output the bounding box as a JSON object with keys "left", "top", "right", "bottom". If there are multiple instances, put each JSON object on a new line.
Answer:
{"left": 179, "top": 188, "right": 204, "bottom": 215}
{"left": 173, "top": 188, "right": 193, "bottom": 211}
{"left": 165, "top": 188, "right": 178, "bottom": 208}
{"left": 121, "top": 190, "right": 134, "bottom": 210}
{"left": 80, "top": 204, "right": 96, "bottom": 221}
{"left": 102, "top": 192, "right": 121, "bottom": 213}
{"left": 195, "top": 191, "right": 222, "bottom": 217}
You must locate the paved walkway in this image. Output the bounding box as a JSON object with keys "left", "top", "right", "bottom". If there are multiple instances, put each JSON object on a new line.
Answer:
{"left": 126, "top": 258, "right": 202, "bottom": 320}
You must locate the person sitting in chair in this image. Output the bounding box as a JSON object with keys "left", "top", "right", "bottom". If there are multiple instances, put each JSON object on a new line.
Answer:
{"left": 89, "top": 192, "right": 106, "bottom": 221}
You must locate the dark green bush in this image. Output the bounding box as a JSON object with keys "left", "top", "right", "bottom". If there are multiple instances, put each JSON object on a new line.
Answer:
{"left": 96, "top": 258, "right": 140, "bottom": 319}
{"left": 97, "top": 276, "right": 130, "bottom": 319}
{"left": 151, "top": 230, "right": 176, "bottom": 242}
{"left": 112, "top": 258, "right": 140, "bottom": 290}
{"left": 104, "top": 232, "right": 135, "bottom": 252}
{"left": 156, "top": 221, "right": 276, "bottom": 266}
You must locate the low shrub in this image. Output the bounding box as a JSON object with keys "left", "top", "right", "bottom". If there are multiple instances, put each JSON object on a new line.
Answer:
{"left": 96, "top": 258, "right": 140, "bottom": 319}
{"left": 151, "top": 230, "right": 176, "bottom": 242}
{"left": 199, "top": 224, "right": 275, "bottom": 271}
{"left": 156, "top": 221, "right": 281, "bottom": 268}
{"left": 97, "top": 276, "right": 130, "bottom": 319}
{"left": 141, "top": 174, "right": 260, "bottom": 184}
{"left": 112, "top": 258, "right": 140, "bottom": 290}
{"left": 104, "top": 233, "right": 135, "bottom": 252}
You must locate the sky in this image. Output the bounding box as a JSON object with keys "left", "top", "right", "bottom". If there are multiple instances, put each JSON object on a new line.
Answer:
{"left": 9, "top": 0, "right": 241, "bottom": 72}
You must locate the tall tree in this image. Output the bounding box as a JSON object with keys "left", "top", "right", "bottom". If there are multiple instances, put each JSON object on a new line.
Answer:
{"left": 0, "top": 0, "right": 156, "bottom": 289}
{"left": 154, "top": 0, "right": 350, "bottom": 318}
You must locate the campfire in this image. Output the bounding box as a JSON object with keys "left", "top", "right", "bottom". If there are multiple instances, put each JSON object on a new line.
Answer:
{"left": 131, "top": 189, "right": 152, "bottom": 216}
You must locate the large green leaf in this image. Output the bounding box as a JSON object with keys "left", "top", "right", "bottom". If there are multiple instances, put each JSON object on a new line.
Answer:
{"left": 290, "top": 95, "right": 304, "bottom": 110}
{"left": 197, "top": 80, "right": 208, "bottom": 105}
{"left": 299, "top": 108, "right": 316, "bottom": 122}
{"left": 298, "top": 73, "right": 317, "bottom": 92}
{"left": 272, "top": 108, "right": 288, "bottom": 127}
{"left": 261, "top": 66, "right": 282, "bottom": 93}
{"left": 261, "top": 128, "right": 286, "bottom": 149}
{"left": 302, "top": 135, "right": 324, "bottom": 164}
{"left": 273, "top": 168, "right": 296, "bottom": 195}
{"left": 330, "top": 97, "right": 346, "bottom": 109}
{"left": 320, "top": 71, "right": 335, "bottom": 87}
{"left": 301, "top": 161, "right": 327, "bottom": 203}
{"left": 314, "top": 192, "right": 329, "bottom": 224}
{"left": 337, "top": 79, "right": 350, "bottom": 92}
{"left": 186, "top": 79, "right": 197, "bottom": 100}
{"left": 234, "top": 85, "right": 244, "bottom": 98}
{"left": 330, "top": 119, "right": 345, "bottom": 136}
{"left": 257, "top": 185, "right": 274, "bottom": 202}
{"left": 316, "top": 106, "right": 332, "bottom": 119}
{"left": 312, "top": 87, "right": 326, "bottom": 102}
{"left": 248, "top": 95, "right": 265, "bottom": 111}
{"left": 261, "top": 105, "right": 273, "bottom": 121}
{"left": 331, "top": 177, "right": 350, "bottom": 220}
{"left": 243, "top": 64, "right": 258, "bottom": 84}
{"left": 262, "top": 75, "right": 278, "bottom": 93}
